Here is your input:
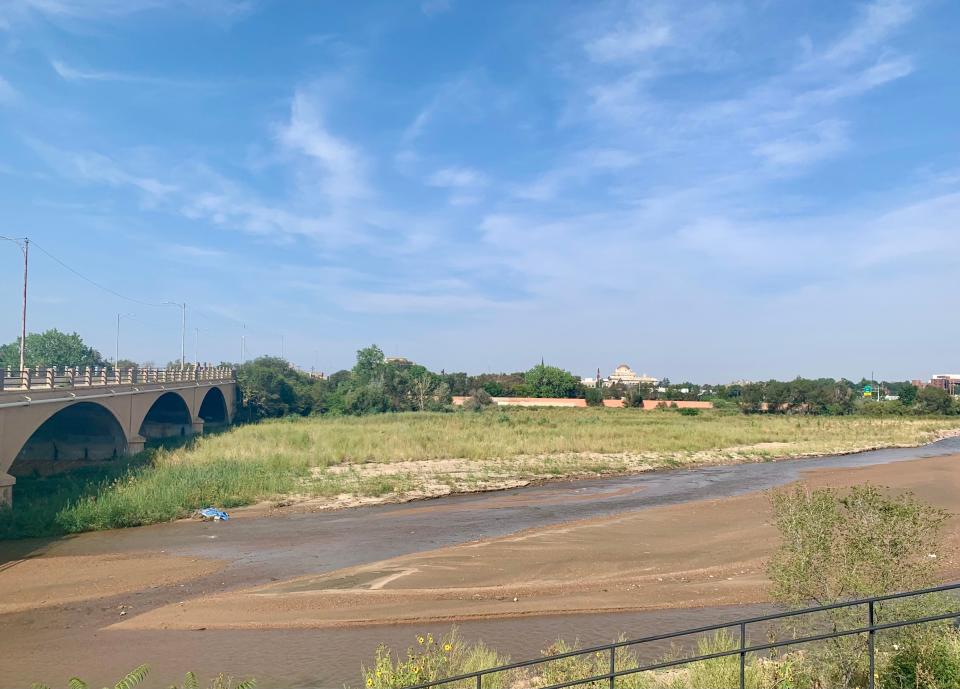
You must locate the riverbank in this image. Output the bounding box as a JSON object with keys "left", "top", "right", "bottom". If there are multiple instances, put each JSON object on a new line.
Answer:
{"left": 108, "top": 452, "right": 960, "bottom": 632}
{"left": 4, "top": 410, "right": 960, "bottom": 538}
{"left": 5, "top": 443, "right": 960, "bottom": 688}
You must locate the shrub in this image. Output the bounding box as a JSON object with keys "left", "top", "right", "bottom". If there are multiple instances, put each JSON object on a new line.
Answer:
{"left": 678, "top": 407, "right": 700, "bottom": 416}
{"left": 462, "top": 389, "right": 494, "bottom": 412}
{"left": 584, "top": 386, "right": 604, "bottom": 406}
{"left": 768, "top": 485, "right": 949, "bottom": 687}
{"left": 362, "top": 630, "right": 508, "bottom": 688}
{"left": 623, "top": 388, "right": 644, "bottom": 408}
{"left": 881, "top": 629, "right": 960, "bottom": 689}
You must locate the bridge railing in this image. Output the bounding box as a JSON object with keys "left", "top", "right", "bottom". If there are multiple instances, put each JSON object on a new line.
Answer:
{"left": 399, "top": 582, "right": 960, "bottom": 689}
{"left": 0, "top": 365, "right": 235, "bottom": 392}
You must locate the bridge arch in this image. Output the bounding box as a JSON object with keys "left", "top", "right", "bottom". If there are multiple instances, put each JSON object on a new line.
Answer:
{"left": 10, "top": 401, "right": 128, "bottom": 477}
{"left": 198, "top": 386, "right": 229, "bottom": 425}
{"left": 138, "top": 391, "right": 193, "bottom": 439}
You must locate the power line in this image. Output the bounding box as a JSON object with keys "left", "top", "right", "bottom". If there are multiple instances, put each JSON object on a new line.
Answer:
{"left": 29, "top": 240, "right": 173, "bottom": 308}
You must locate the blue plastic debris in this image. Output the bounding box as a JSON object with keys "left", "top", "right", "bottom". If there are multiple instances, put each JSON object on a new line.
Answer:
{"left": 199, "top": 507, "right": 229, "bottom": 521}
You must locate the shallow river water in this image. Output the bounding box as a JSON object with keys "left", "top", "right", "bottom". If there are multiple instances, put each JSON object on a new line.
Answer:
{"left": 4, "top": 437, "right": 960, "bottom": 688}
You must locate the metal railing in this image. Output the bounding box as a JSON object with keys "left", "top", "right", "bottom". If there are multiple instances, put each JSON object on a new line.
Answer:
{"left": 401, "top": 582, "right": 960, "bottom": 689}
{"left": 0, "top": 365, "right": 235, "bottom": 392}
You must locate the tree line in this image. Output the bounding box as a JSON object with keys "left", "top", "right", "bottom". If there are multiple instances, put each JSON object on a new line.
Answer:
{"left": 3, "top": 331, "right": 958, "bottom": 418}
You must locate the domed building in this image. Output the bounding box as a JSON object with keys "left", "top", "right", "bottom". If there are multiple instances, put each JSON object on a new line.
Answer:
{"left": 606, "top": 364, "right": 658, "bottom": 387}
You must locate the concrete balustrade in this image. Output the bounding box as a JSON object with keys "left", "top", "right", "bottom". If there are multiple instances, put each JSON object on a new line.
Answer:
{"left": 0, "top": 366, "right": 235, "bottom": 392}
{"left": 0, "top": 369, "right": 237, "bottom": 507}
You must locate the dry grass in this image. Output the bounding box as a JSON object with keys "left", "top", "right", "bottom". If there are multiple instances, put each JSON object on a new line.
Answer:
{"left": 167, "top": 408, "right": 960, "bottom": 469}
{"left": 6, "top": 408, "right": 959, "bottom": 537}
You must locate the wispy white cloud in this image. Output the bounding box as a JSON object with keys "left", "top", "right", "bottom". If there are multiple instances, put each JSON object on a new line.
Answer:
{"left": 753, "top": 119, "right": 850, "bottom": 169}
{"left": 427, "top": 165, "right": 487, "bottom": 204}
{"left": 277, "top": 89, "right": 368, "bottom": 203}
{"left": 817, "top": 0, "right": 915, "bottom": 67}
{"left": 0, "top": 0, "right": 254, "bottom": 28}
{"left": 585, "top": 14, "right": 671, "bottom": 63}
{"left": 421, "top": 0, "right": 452, "bottom": 18}
{"left": 0, "top": 74, "right": 16, "bottom": 103}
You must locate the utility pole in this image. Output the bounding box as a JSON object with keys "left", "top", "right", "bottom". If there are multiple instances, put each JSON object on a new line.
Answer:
{"left": 195, "top": 327, "right": 200, "bottom": 364}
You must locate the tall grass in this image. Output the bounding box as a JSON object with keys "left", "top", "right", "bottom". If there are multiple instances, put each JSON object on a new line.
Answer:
{"left": 147, "top": 409, "right": 960, "bottom": 467}
{"left": 2, "top": 409, "right": 958, "bottom": 539}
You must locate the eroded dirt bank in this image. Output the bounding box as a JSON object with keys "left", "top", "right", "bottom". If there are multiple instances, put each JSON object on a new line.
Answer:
{"left": 3, "top": 444, "right": 959, "bottom": 688}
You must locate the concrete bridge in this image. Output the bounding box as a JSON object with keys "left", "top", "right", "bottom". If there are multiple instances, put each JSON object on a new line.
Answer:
{"left": 0, "top": 366, "right": 236, "bottom": 506}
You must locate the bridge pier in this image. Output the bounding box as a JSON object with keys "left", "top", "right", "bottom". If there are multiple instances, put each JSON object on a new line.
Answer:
{"left": 0, "top": 473, "right": 13, "bottom": 508}
{"left": 127, "top": 435, "right": 146, "bottom": 455}
{"left": 192, "top": 418, "right": 205, "bottom": 435}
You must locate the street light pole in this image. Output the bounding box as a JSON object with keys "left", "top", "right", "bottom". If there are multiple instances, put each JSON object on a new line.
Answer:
{"left": 180, "top": 302, "right": 186, "bottom": 368}
{"left": 1, "top": 235, "right": 29, "bottom": 372}
{"left": 116, "top": 312, "right": 134, "bottom": 367}
{"left": 164, "top": 301, "right": 187, "bottom": 368}
{"left": 18, "top": 238, "right": 27, "bottom": 373}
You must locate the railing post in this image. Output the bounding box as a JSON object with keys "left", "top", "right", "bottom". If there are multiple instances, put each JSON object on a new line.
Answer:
{"left": 609, "top": 645, "right": 616, "bottom": 689}
{"left": 739, "top": 622, "right": 746, "bottom": 689}
{"left": 23, "top": 367, "right": 32, "bottom": 390}
{"left": 475, "top": 673, "right": 481, "bottom": 689}
{"left": 45, "top": 367, "right": 54, "bottom": 389}
{"left": 868, "top": 600, "right": 876, "bottom": 689}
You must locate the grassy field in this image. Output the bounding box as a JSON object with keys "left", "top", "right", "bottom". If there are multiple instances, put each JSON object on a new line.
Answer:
{"left": 3, "top": 408, "right": 959, "bottom": 538}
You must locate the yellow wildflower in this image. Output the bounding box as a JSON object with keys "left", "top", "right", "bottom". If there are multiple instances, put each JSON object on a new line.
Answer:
{"left": 366, "top": 679, "right": 373, "bottom": 687}
{"left": 417, "top": 635, "right": 425, "bottom": 645}
{"left": 443, "top": 643, "right": 453, "bottom": 653}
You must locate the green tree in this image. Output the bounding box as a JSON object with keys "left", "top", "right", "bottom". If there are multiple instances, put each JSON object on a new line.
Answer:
{"left": 235, "top": 357, "right": 315, "bottom": 420}
{"left": 352, "top": 345, "right": 387, "bottom": 385}
{"left": 0, "top": 329, "right": 106, "bottom": 369}
{"left": 898, "top": 383, "right": 919, "bottom": 406}
{"left": 521, "top": 364, "right": 582, "bottom": 398}
{"left": 917, "top": 386, "right": 953, "bottom": 415}
{"left": 769, "top": 485, "right": 949, "bottom": 687}
{"left": 584, "top": 386, "right": 603, "bottom": 406}
{"left": 623, "top": 387, "right": 644, "bottom": 408}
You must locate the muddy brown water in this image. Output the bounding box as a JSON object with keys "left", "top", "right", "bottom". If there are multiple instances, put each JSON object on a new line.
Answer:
{"left": 4, "top": 438, "right": 960, "bottom": 688}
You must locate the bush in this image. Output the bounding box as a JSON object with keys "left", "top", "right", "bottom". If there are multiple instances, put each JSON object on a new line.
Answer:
{"left": 769, "top": 485, "right": 949, "bottom": 687}
{"left": 584, "top": 387, "right": 604, "bottom": 406}
{"left": 678, "top": 407, "right": 700, "bottom": 416}
{"left": 462, "top": 389, "right": 494, "bottom": 412}
{"left": 362, "top": 630, "right": 508, "bottom": 689}
{"left": 623, "top": 388, "right": 644, "bottom": 408}
{"left": 881, "top": 630, "right": 960, "bottom": 689}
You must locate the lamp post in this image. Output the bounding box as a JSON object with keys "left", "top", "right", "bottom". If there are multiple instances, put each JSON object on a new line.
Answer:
{"left": 163, "top": 301, "right": 186, "bottom": 368}
{"left": 1, "top": 236, "right": 28, "bottom": 372}
{"left": 115, "top": 312, "right": 135, "bottom": 367}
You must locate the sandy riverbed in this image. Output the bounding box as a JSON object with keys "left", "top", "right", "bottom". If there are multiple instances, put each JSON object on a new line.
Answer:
{"left": 4, "top": 447, "right": 960, "bottom": 688}
{"left": 109, "top": 453, "right": 960, "bottom": 631}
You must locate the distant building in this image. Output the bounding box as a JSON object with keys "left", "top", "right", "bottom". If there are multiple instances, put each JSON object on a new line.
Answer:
{"left": 604, "top": 364, "right": 658, "bottom": 388}
{"left": 927, "top": 374, "right": 960, "bottom": 395}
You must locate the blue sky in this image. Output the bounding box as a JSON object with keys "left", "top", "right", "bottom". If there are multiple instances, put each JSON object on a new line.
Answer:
{"left": 0, "top": 0, "right": 958, "bottom": 381}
